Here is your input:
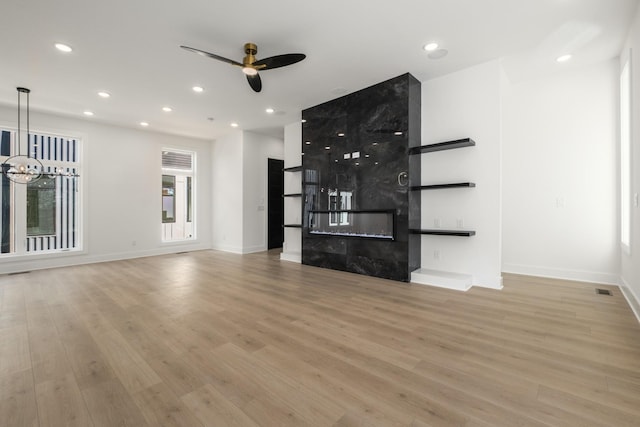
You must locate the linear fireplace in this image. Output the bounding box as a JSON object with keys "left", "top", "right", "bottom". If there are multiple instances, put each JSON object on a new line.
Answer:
{"left": 308, "top": 210, "right": 395, "bottom": 240}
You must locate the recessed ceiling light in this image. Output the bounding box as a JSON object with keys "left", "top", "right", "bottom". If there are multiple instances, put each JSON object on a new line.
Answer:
{"left": 301, "top": 119, "right": 307, "bottom": 123}
{"left": 355, "top": 162, "right": 360, "bottom": 166}
{"left": 375, "top": 162, "right": 379, "bottom": 165}
{"left": 265, "top": 107, "right": 275, "bottom": 114}
{"left": 140, "top": 121, "right": 149, "bottom": 127}
{"left": 372, "top": 142, "right": 378, "bottom": 146}
{"left": 305, "top": 141, "right": 311, "bottom": 145}
{"left": 394, "top": 131, "right": 403, "bottom": 136}
{"left": 162, "top": 106, "right": 173, "bottom": 112}
{"left": 325, "top": 146, "right": 330, "bottom": 150}
{"left": 557, "top": 54, "right": 572, "bottom": 63}
{"left": 230, "top": 122, "right": 239, "bottom": 128}
{"left": 55, "top": 43, "right": 72, "bottom": 53}
{"left": 423, "top": 42, "right": 439, "bottom": 52}
{"left": 192, "top": 86, "right": 204, "bottom": 93}
{"left": 83, "top": 111, "right": 94, "bottom": 116}
{"left": 337, "top": 132, "right": 345, "bottom": 137}
{"left": 97, "top": 91, "right": 110, "bottom": 98}
{"left": 365, "top": 154, "right": 370, "bottom": 158}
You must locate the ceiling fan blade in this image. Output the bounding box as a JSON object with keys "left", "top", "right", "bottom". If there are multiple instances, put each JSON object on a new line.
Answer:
{"left": 253, "top": 53, "right": 306, "bottom": 70}
{"left": 246, "top": 73, "right": 262, "bottom": 92}
{"left": 180, "top": 45, "right": 243, "bottom": 67}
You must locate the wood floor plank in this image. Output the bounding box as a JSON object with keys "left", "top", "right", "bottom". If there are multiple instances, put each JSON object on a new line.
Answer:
{"left": 537, "top": 385, "right": 640, "bottom": 427}
{"left": 1, "top": 249, "right": 639, "bottom": 426}
{"left": 0, "top": 369, "right": 39, "bottom": 427}
{"left": 132, "top": 382, "right": 204, "bottom": 427}
{"left": 35, "top": 372, "right": 93, "bottom": 427}
{"left": 81, "top": 379, "right": 149, "bottom": 427}
{"left": 181, "top": 383, "right": 259, "bottom": 427}
{"left": 147, "top": 353, "right": 208, "bottom": 397}
{"left": 213, "top": 342, "right": 346, "bottom": 426}
{"left": 0, "top": 326, "right": 32, "bottom": 377}
{"left": 48, "top": 304, "right": 118, "bottom": 390}
{"left": 86, "top": 327, "right": 162, "bottom": 394}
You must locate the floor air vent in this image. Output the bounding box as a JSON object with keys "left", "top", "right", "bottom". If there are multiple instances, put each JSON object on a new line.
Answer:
{"left": 595, "top": 288, "right": 612, "bottom": 296}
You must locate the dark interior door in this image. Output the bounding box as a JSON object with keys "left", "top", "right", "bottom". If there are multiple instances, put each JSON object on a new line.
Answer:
{"left": 267, "top": 158, "right": 284, "bottom": 249}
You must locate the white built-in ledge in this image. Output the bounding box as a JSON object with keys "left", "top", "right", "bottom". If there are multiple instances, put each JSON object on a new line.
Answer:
{"left": 280, "top": 251, "right": 301, "bottom": 263}
{"left": 411, "top": 268, "right": 472, "bottom": 291}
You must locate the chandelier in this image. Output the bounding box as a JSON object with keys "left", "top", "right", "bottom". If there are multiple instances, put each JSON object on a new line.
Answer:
{"left": 1, "top": 87, "right": 44, "bottom": 184}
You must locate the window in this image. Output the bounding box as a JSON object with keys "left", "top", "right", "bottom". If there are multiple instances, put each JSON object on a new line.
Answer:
{"left": 162, "top": 175, "right": 175, "bottom": 223}
{"left": 0, "top": 130, "right": 81, "bottom": 255}
{"left": 328, "top": 190, "right": 353, "bottom": 226}
{"left": 339, "top": 191, "right": 352, "bottom": 225}
{"left": 161, "top": 149, "right": 195, "bottom": 241}
{"left": 27, "top": 178, "right": 56, "bottom": 236}
{"left": 621, "top": 54, "right": 631, "bottom": 252}
{"left": 329, "top": 190, "right": 338, "bottom": 225}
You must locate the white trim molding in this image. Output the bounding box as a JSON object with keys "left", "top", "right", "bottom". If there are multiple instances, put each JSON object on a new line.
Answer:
{"left": 620, "top": 277, "right": 640, "bottom": 324}
{"left": 502, "top": 263, "right": 620, "bottom": 286}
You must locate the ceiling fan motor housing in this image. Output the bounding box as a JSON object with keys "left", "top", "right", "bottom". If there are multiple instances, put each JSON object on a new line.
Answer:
{"left": 243, "top": 42, "right": 258, "bottom": 65}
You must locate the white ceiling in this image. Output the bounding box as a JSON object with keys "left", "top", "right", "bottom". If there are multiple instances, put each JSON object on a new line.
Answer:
{"left": 0, "top": 0, "right": 637, "bottom": 141}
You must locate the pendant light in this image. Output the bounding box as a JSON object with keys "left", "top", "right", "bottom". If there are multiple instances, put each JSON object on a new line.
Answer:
{"left": 1, "top": 87, "right": 43, "bottom": 184}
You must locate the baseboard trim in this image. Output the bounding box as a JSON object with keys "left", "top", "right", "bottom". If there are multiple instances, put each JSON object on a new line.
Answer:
{"left": 502, "top": 263, "right": 619, "bottom": 286}
{"left": 210, "top": 244, "right": 244, "bottom": 254}
{"left": 620, "top": 277, "right": 640, "bottom": 324}
{"left": 411, "top": 268, "right": 473, "bottom": 291}
{"left": 1, "top": 244, "right": 212, "bottom": 275}
{"left": 280, "top": 252, "right": 301, "bottom": 263}
{"left": 472, "top": 275, "right": 504, "bottom": 290}
{"left": 242, "top": 245, "right": 266, "bottom": 254}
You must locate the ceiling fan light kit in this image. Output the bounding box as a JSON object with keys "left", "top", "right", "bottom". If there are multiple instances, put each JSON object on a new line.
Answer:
{"left": 180, "top": 42, "right": 306, "bottom": 92}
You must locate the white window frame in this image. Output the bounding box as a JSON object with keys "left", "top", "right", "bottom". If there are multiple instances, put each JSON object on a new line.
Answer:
{"left": 161, "top": 148, "right": 196, "bottom": 242}
{"left": 621, "top": 51, "right": 632, "bottom": 254}
{"left": 0, "top": 127, "right": 83, "bottom": 258}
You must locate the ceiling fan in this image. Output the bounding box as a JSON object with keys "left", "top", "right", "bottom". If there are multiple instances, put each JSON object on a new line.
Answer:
{"left": 180, "top": 43, "right": 306, "bottom": 93}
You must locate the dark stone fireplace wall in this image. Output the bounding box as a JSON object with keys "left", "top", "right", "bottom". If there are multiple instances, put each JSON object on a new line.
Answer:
{"left": 301, "top": 73, "right": 421, "bottom": 281}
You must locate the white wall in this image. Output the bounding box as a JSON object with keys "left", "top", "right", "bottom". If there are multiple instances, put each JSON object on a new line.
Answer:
{"left": 242, "top": 131, "right": 284, "bottom": 253}
{"left": 420, "top": 60, "right": 504, "bottom": 289}
{"left": 211, "top": 130, "right": 283, "bottom": 254}
{"left": 211, "top": 131, "right": 243, "bottom": 253}
{"left": 502, "top": 60, "right": 619, "bottom": 284}
{"left": 0, "top": 107, "right": 212, "bottom": 274}
{"left": 621, "top": 5, "right": 640, "bottom": 318}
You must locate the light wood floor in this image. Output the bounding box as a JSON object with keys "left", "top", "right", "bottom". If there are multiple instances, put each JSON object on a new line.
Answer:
{"left": 1, "top": 249, "right": 640, "bottom": 426}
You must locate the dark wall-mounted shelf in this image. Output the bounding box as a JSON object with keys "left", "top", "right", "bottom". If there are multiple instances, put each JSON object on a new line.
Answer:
{"left": 410, "top": 182, "right": 476, "bottom": 191}
{"left": 283, "top": 224, "right": 302, "bottom": 228}
{"left": 283, "top": 166, "right": 302, "bottom": 172}
{"left": 409, "top": 229, "right": 476, "bottom": 237}
{"left": 283, "top": 193, "right": 302, "bottom": 197}
{"left": 409, "top": 138, "right": 475, "bottom": 155}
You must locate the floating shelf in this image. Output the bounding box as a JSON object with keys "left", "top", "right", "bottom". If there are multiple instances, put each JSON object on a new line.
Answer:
{"left": 283, "top": 224, "right": 302, "bottom": 228}
{"left": 283, "top": 193, "right": 302, "bottom": 197}
{"left": 283, "top": 166, "right": 302, "bottom": 172}
{"left": 409, "top": 138, "right": 475, "bottom": 155}
{"left": 410, "top": 182, "right": 476, "bottom": 191}
{"left": 409, "top": 229, "right": 476, "bottom": 237}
